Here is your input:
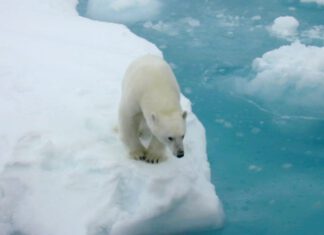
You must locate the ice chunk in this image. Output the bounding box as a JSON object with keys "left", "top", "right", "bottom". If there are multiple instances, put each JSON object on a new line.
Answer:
{"left": 238, "top": 42, "right": 324, "bottom": 110}
{"left": 269, "top": 16, "right": 299, "bottom": 40}
{"left": 86, "top": 0, "right": 162, "bottom": 23}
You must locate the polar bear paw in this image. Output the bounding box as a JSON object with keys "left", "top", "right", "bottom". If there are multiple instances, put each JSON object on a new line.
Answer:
{"left": 144, "top": 151, "right": 165, "bottom": 164}
{"left": 130, "top": 148, "right": 146, "bottom": 161}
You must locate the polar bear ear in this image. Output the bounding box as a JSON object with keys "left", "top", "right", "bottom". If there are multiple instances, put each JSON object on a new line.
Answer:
{"left": 182, "top": 111, "right": 187, "bottom": 120}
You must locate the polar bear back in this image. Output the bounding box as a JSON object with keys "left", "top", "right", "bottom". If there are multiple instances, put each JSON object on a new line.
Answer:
{"left": 122, "top": 55, "right": 181, "bottom": 115}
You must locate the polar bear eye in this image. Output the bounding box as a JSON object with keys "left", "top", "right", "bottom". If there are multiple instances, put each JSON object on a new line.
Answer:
{"left": 181, "top": 135, "right": 184, "bottom": 139}
{"left": 168, "top": 137, "right": 174, "bottom": 141}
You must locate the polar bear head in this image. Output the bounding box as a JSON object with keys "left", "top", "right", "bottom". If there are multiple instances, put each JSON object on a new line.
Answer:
{"left": 147, "top": 111, "right": 187, "bottom": 158}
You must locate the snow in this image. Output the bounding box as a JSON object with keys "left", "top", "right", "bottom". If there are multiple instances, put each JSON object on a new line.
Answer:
{"left": 269, "top": 16, "right": 299, "bottom": 40}
{"left": 0, "top": 0, "right": 224, "bottom": 235}
{"left": 238, "top": 42, "right": 324, "bottom": 108}
{"left": 300, "top": 0, "right": 324, "bottom": 5}
{"left": 86, "top": 0, "right": 162, "bottom": 23}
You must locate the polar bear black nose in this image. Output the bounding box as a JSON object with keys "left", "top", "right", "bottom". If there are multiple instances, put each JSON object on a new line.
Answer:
{"left": 177, "top": 150, "right": 184, "bottom": 158}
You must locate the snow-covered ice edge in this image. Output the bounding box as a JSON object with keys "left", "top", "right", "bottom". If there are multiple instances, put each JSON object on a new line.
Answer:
{"left": 0, "top": 1, "right": 224, "bottom": 235}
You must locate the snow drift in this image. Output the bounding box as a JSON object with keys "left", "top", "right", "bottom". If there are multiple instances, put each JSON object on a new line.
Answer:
{"left": 0, "top": 0, "right": 224, "bottom": 235}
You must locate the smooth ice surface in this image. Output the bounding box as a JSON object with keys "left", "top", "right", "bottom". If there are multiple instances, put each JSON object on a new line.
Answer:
{"left": 77, "top": 0, "right": 324, "bottom": 235}
{"left": 0, "top": 0, "right": 224, "bottom": 235}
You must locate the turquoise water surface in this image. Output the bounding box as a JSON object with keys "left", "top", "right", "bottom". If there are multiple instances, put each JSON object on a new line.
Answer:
{"left": 78, "top": 1, "right": 324, "bottom": 234}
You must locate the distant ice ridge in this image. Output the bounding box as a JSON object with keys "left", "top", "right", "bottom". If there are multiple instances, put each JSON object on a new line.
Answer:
{"left": 238, "top": 42, "right": 324, "bottom": 109}
{"left": 0, "top": 0, "right": 224, "bottom": 235}
{"left": 300, "top": 0, "right": 324, "bottom": 5}
{"left": 86, "top": 0, "right": 162, "bottom": 23}
{"left": 269, "top": 16, "right": 299, "bottom": 40}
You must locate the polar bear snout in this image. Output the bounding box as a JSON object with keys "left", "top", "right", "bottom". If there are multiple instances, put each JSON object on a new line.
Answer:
{"left": 176, "top": 150, "right": 184, "bottom": 158}
{"left": 168, "top": 136, "right": 185, "bottom": 158}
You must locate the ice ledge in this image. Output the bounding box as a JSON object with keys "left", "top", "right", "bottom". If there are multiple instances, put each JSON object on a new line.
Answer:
{"left": 0, "top": 0, "right": 224, "bottom": 235}
{"left": 87, "top": 97, "right": 224, "bottom": 235}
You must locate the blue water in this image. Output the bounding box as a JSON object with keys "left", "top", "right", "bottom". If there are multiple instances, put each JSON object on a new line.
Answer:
{"left": 78, "top": 1, "right": 324, "bottom": 234}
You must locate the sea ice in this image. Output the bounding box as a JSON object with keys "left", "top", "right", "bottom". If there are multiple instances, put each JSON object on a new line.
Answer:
{"left": 0, "top": 0, "right": 224, "bottom": 235}
{"left": 238, "top": 42, "right": 324, "bottom": 109}
{"left": 269, "top": 16, "right": 299, "bottom": 40}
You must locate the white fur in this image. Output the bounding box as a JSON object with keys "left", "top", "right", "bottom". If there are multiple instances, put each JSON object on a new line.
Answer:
{"left": 119, "top": 55, "right": 186, "bottom": 163}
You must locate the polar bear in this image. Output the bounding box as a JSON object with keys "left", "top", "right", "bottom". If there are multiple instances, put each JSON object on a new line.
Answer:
{"left": 119, "top": 55, "right": 187, "bottom": 163}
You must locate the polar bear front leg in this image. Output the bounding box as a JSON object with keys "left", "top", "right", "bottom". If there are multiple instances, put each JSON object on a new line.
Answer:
{"left": 145, "top": 136, "right": 166, "bottom": 164}
{"left": 119, "top": 112, "right": 146, "bottom": 160}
